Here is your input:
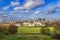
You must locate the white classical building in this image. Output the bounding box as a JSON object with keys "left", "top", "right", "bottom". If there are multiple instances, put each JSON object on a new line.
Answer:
{"left": 29, "top": 23, "right": 35, "bottom": 26}
{"left": 14, "top": 24, "right": 21, "bottom": 26}
{"left": 14, "top": 20, "right": 46, "bottom": 27}
{"left": 34, "top": 21, "right": 45, "bottom": 26}
{"left": 28, "top": 20, "right": 35, "bottom": 26}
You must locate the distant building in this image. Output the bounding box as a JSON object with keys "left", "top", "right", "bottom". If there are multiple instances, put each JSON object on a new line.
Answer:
{"left": 14, "top": 19, "right": 46, "bottom": 27}
{"left": 14, "top": 21, "right": 23, "bottom": 26}
{"left": 23, "top": 21, "right": 29, "bottom": 26}
{"left": 28, "top": 21, "right": 35, "bottom": 26}
{"left": 14, "top": 24, "right": 21, "bottom": 26}
{"left": 34, "top": 20, "right": 45, "bottom": 26}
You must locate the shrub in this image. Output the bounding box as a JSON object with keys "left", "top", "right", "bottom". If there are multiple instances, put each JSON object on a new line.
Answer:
{"left": 41, "top": 27, "right": 55, "bottom": 35}
{"left": 51, "top": 34, "right": 60, "bottom": 40}
{"left": 44, "top": 27, "right": 50, "bottom": 35}
{"left": 7, "top": 24, "right": 17, "bottom": 34}
{"left": 40, "top": 27, "right": 46, "bottom": 34}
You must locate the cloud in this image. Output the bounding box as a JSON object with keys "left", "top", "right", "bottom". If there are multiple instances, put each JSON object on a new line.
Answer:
{"left": 23, "top": 0, "right": 45, "bottom": 9}
{"left": 56, "top": 4, "right": 60, "bottom": 8}
{"left": 14, "top": 6, "right": 24, "bottom": 10}
{"left": 14, "top": 0, "right": 45, "bottom": 10}
{"left": 3, "top": 15, "right": 7, "bottom": 16}
{"left": 58, "top": 4, "right": 60, "bottom": 7}
{"left": 10, "top": 10, "right": 29, "bottom": 14}
{"left": 43, "top": 7, "right": 56, "bottom": 14}
{"left": 37, "top": 0, "right": 60, "bottom": 14}
{"left": 0, "top": 12, "right": 6, "bottom": 14}
{"left": 3, "top": 1, "right": 20, "bottom": 10}
{"left": 34, "top": 11, "right": 40, "bottom": 15}
{"left": 3, "top": 6, "right": 10, "bottom": 10}
{"left": 10, "top": 1, "right": 20, "bottom": 6}
{"left": 0, "top": 12, "right": 6, "bottom": 16}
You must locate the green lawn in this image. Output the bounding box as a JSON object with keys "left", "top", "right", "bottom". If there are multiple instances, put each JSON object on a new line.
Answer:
{"left": 17, "top": 26, "right": 55, "bottom": 34}
{"left": 0, "top": 34, "right": 52, "bottom": 40}
{"left": 0, "top": 26, "right": 58, "bottom": 40}
{"left": 17, "top": 26, "right": 41, "bottom": 34}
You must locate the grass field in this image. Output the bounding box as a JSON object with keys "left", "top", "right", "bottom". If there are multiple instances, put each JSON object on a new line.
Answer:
{"left": 0, "top": 33, "right": 52, "bottom": 40}
{"left": 17, "top": 26, "right": 55, "bottom": 34}
{"left": 17, "top": 26, "right": 41, "bottom": 34}
{"left": 0, "top": 26, "right": 58, "bottom": 40}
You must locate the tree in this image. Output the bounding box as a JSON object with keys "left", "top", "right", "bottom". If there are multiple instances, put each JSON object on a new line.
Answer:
{"left": 7, "top": 24, "right": 17, "bottom": 34}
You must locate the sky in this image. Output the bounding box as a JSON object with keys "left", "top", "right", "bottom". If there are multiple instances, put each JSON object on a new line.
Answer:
{"left": 0, "top": 0, "right": 60, "bottom": 21}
